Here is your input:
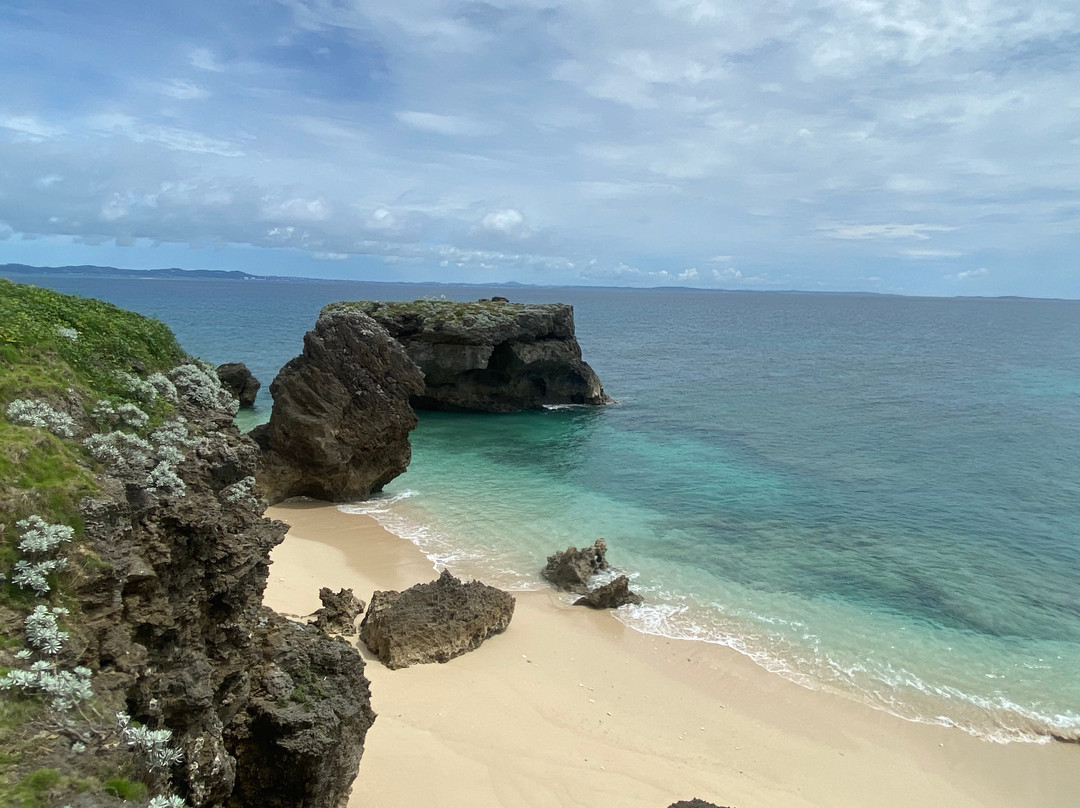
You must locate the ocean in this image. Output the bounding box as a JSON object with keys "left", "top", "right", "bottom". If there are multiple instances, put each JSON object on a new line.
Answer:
{"left": 9, "top": 273, "right": 1080, "bottom": 744}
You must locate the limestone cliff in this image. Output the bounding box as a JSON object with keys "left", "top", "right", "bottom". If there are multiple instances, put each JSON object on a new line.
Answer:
{"left": 252, "top": 305, "right": 424, "bottom": 504}
{"left": 349, "top": 299, "right": 611, "bottom": 412}
{"left": 0, "top": 281, "right": 373, "bottom": 808}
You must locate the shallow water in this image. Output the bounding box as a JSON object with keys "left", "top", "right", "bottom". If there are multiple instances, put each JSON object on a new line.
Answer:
{"left": 15, "top": 274, "right": 1080, "bottom": 742}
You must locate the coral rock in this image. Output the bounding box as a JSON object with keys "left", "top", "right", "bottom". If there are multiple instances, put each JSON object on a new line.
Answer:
{"left": 216, "top": 362, "right": 261, "bottom": 408}
{"left": 360, "top": 570, "right": 515, "bottom": 669}
{"left": 353, "top": 299, "right": 611, "bottom": 412}
{"left": 540, "top": 539, "right": 609, "bottom": 594}
{"left": 574, "top": 575, "right": 644, "bottom": 609}
{"left": 252, "top": 306, "right": 424, "bottom": 503}
{"left": 311, "top": 587, "right": 366, "bottom": 636}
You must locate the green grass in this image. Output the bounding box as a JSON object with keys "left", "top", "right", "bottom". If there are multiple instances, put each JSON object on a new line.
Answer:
{"left": 0, "top": 768, "right": 60, "bottom": 808}
{"left": 0, "top": 280, "right": 192, "bottom": 798}
{"left": 330, "top": 297, "right": 522, "bottom": 325}
{"left": 103, "top": 776, "right": 147, "bottom": 802}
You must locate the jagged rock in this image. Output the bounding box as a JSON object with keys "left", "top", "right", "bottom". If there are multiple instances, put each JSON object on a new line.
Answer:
{"left": 251, "top": 305, "right": 424, "bottom": 503}
{"left": 668, "top": 800, "right": 731, "bottom": 808}
{"left": 574, "top": 575, "right": 644, "bottom": 609}
{"left": 312, "top": 587, "right": 366, "bottom": 636}
{"left": 360, "top": 570, "right": 515, "bottom": 669}
{"left": 352, "top": 299, "right": 611, "bottom": 412}
{"left": 75, "top": 383, "right": 374, "bottom": 808}
{"left": 227, "top": 620, "right": 375, "bottom": 808}
{"left": 216, "top": 362, "right": 261, "bottom": 408}
{"left": 540, "top": 539, "right": 608, "bottom": 594}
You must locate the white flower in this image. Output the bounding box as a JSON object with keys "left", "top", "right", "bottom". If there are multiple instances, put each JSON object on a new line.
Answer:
{"left": 5, "top": 399, "right": 77, "bottom": 439}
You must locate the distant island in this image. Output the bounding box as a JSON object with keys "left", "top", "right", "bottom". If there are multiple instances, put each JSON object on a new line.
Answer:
{"left": 0, "top": 263, "right": 535, "bottom": 288}
{"left": 0, "top": 263, "right": 265, "bottom": 281}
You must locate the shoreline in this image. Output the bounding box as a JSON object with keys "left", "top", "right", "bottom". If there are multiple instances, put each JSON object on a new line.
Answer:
{"left": 263, "top": 499, "right": 1080, "bottom": 808}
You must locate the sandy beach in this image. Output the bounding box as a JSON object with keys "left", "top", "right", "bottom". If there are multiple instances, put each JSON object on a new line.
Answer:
{"left": 263, "top": 500, "right": 1080, "bottom": 808}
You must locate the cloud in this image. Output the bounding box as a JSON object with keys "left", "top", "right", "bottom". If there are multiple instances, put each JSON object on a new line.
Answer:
{"left": 819, "top": 224, "right": 959, "bottom": 240}
{"left": 477, "top": 209, "right": 527, "bottom": 236}
{"left": 189, "top": 47, "right": 225, "bottom": 72}
{"left": 157, "top": 80, "right": 210, "bottom": 101}
{"left": 946, "top": 267, "right": 990, "bottom": 281}
{"left": 0, "top": 0, "right": 1079, "bottom": 294}
{"left": 395, "top": 111, "right": 497, "bottom": 136}
{"left": 0, "top": 116, "right": 66, "bottom": 140}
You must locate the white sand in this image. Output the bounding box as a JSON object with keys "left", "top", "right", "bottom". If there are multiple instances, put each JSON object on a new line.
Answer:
{"left": 263, "top": 500, "right": 1080, "bottom": 808}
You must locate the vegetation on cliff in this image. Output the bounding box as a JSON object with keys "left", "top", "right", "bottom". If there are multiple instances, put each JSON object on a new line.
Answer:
{"left": 0, "top": 280, "right": 373, "bottom": 808}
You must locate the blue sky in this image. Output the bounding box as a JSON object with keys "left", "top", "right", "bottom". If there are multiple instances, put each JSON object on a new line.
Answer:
{"left": 1, "top": 0, "right": 1079, "bottom": 296}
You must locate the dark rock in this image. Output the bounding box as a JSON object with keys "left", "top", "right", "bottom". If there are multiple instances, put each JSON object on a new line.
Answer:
{"left": 311, "top": 587, "right": 366, "bottom": 636}
{"left": 227, "top": 620, "right": 374, "bottom": 808}
{"left": 360, "top": 570, "right": 515, "bottom": 669}
{"left": 668, "top": 800, "right": 731, "bottom": 808}
{"left": 490, "top": 295, "right": 509, "bottom": 302}
{"left": 351, "top": 299, "right": 611, "bottom": 412}
{"left": 574, "top": 575, "right": 644, "bottom": 609}
{"left": 252, "top": 305, "right": 424, "bottom": 504}
{"left": 74, "top": 385, "right": 373, "bottom": 807}
{"left": 216, "top": 362, "right": 261, "bottom": 408}
{"left": 540, "top": 539, "right": 608, "bottom": 594}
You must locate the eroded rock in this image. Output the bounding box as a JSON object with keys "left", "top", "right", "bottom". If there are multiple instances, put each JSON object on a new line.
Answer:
{"left": 227, "top": 620, "right": 374, "bottom": 808}
{"left": 360, "top": 570, "right": 515, "bottom": 669}
{"left": 540, "top": 539, "right": 609, "bottom": 594}
{"left": 75, "top": 377, "right": 374, "bottom": 808}
{"left": 573, "top": 575, "right": 644, "bottom": 609}
{"left": 216, "top": 362, "right": 261, "bottom": 408}
{"left": 668, "top": 800, "right": 731, "bottom": 808}
{"left": 252, "top": 306, "right": 424, "bottom": 503}
{"left": 311, "top": 587, "right": 366, "bottom": 636}
{"left": 351, "top": 299, "right": 611, "bottom": 412}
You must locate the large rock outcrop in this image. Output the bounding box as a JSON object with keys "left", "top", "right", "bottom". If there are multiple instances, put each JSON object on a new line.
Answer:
{"left": 360, "top": 570, "right": 515, "bottom": 669}
{"left": 351, "top": 299, "right": 611, "bottom": 412}
{"left": 252, "top": 305, "right": 424, "bottom": 503}
{"left": 216, "top": 362, "right": 261, "bottom": 408}
{"left": 540, "top": 539, "right": 609, "bottom": 594}
{"left": 75, "top": 374, "right": 375, "bottom": 807}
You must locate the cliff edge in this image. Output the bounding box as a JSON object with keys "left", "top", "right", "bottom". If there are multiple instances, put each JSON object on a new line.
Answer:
{"left": 0, "top": 280, "right": 373, "bottom": 808}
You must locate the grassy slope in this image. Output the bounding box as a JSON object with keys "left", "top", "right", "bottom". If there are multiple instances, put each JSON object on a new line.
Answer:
{"left": 0, "top": 279, "right": 188, "bottom": 805}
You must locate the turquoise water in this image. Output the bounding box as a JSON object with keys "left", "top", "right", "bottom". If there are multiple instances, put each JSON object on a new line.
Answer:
{"left": 10, "top": 274, "right": 1080, "bottom": 742}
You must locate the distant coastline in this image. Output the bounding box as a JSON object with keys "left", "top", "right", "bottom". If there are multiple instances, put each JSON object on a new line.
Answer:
{"left": 2, "top": 263, "right": 1071, "bottom": 301}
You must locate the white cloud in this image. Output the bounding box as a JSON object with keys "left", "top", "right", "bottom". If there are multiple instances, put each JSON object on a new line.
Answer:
{"left": 902, "top": 249, "right": 964, "bottom": 259}
{"left": 189, "top": 47, "right": 224, "bottom": 72}
{"left": 478, "top": 209, "right": 526, "bottom": 235}
{"left": 157, "top": 80, "right": 210, "bottom": 101}
{"left": 820, "top": 223, "right": 959, "bottom": 240}
{"left": 946, "top": 267, "right": 990, "bottom": 281}
{"left": 395, "top": 111, "right": 497, "bottom": 136}
{"left": 0, "top": 115, "right": 66, "bottom": 140}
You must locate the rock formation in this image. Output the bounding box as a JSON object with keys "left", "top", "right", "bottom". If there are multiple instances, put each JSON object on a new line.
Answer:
{"left": 311, "top": 587, "right": 366, "bottom": 636}
{"left": 251, "top": 305, "right": 424, "bottom": 503}
{"left": 540, "top": 539, "right": 609, "bottom": 594}
{"left": 0, "top": 282, "right": 374, "bottom": 808}
{"left": 351, "top": 299, "right": 611, "bottom": 412}
{"left": 360, "top": 570, "right": 515, "bottom": 669}
{"left": 75, "top": 378, "right": 375, "bottom": 808}
{"left": 216, "top": 362, "right": 261, "bottom": 408}
{"left": 667, "top": 800, "right": 731, "bottom": 808}
{"left": 573, "top": 575, "right": 644, "bottom": 609}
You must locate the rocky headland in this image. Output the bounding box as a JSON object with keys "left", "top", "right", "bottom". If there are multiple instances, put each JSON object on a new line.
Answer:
{"left": 348, "top": 299, "right": 611, "bottom": 412}
{"left": 0, "top": 280, "right": 373, "bottom": 808}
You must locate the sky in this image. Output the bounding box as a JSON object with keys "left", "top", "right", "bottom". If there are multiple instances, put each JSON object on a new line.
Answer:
{"left": 1, "top": 0, "right": 1079, "bottom": 297}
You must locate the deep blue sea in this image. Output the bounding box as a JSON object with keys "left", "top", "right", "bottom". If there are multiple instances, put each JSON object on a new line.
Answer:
{"left": 10, "top": 273, "right": 1080, "bottom": 743}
